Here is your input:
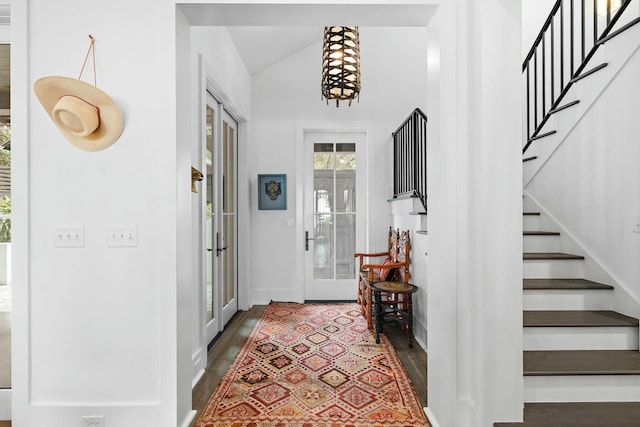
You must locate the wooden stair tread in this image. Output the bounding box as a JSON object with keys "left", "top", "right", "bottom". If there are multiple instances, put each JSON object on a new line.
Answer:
{"left": 523, "top": 310, "right": 639, "bottom": 327}
{"left": 524, "top": 350, "right": 640, "bottom": 376}
{"left": 523, "top": 252, "right": 584, "bottom": 260}
{"left": 523, "top": 212, "right": 540, "bottom": 216}
{"left": 494, "top": 402, "right": 640, "bottom": 426}
{"left": 523, "top": 231, "right": 560, "bottom": 235}
{"left": 523, "top": 278, "right": 614, "bottom": 290}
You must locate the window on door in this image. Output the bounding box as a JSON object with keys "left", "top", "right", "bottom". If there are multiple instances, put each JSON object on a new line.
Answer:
{"left": 313, "top": 142, "right": 357, "bottom": 280}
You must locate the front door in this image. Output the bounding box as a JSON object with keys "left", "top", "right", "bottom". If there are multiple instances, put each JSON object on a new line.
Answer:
{"left": 304, "top": 131, "right": 366, "bottom": 300}
{"left": 204, "top": 93, "right": 238, "bottom": 343}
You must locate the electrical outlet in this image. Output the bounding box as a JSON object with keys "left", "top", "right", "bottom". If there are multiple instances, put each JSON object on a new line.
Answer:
{"left": 108, "top": 225, "right": 138, "bottom": 247}
{"left": 82, "top": 415, "right": 104, "bottom": 427}
{"left": 633, "top": 216, "right": 640, "bottom": 233}
{"left": 55, "top": 226, "right": 85, "bottom": 248}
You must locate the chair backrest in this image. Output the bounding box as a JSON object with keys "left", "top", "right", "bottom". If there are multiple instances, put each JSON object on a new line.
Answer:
{"left": 390, "top": 228, "right": 411, "bottom": 283}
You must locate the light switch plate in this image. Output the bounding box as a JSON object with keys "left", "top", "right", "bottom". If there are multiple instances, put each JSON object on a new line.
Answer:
{"left": 82, "top": 415, "right": 104, "bottom": 427}
{"left": 55, "top": 226, "right": 85, "bottom": 248}
{"left": 108, "top": 226, "right": 138, "bottom": 247}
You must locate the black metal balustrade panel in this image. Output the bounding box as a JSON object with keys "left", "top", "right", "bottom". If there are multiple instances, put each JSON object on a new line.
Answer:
{"left": 523, "top": 0, "right": 639, "bottom": 153}
{"left": 392, "top": 108, "right": 427, "bottom": 210}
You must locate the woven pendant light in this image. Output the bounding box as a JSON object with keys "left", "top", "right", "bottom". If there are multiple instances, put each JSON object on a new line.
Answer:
{"left": 321, "top": 26, "right": 361, "bottom": 107}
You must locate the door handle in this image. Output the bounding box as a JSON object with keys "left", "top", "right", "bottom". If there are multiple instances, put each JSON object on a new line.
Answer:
{"left": 216, "top": 232, "right": 228, "bottom": 257}
{"left": 206, "top": 248, "right": 213, "bottom": 252}
{"left": 305, "top": 231, "right": 315, "bottom": 251}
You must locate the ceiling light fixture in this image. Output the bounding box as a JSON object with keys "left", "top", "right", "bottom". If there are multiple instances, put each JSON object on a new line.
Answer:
{"left": 321, "top": 26, "right": 361, "bottom": 107}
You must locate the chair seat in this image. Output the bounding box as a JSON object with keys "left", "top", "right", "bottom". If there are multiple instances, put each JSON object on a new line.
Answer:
{"left": 358, "top": 271, "right": 409, "bottom": 329}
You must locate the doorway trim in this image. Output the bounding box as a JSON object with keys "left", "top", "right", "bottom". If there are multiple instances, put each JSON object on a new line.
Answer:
{"left": 192, "top": 54, "right": 249, "bottom": 387}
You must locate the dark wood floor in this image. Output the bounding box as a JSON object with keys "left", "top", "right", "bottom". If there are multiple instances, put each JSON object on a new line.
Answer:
{"left": 191, "top": 304, "right": 427, "bottom": 425}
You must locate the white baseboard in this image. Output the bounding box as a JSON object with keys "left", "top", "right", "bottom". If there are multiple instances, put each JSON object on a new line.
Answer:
{"left": 424, "top": 407, "right": 441, "bottom": 427}
{"left": 179, "top": 409, "right": 196, "bottom": 427}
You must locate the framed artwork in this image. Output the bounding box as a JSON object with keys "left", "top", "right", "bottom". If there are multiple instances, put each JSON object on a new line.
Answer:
{"left": 258, "top": 174, "right": 287, "bottom": 210}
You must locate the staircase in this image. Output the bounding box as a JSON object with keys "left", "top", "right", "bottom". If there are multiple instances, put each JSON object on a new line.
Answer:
{"left": 492, "top": 1, "right": 640, "bottom": 425}
{"left": 521, "top": 0, "right": 640, "bottom": 186}
{"left": 495, "top": 202, "right": 640, "bottom": 426}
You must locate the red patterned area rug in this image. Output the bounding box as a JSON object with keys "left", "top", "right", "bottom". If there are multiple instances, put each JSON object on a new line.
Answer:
{"left": 196, "top": 302, "right": 428, "bottom": 427}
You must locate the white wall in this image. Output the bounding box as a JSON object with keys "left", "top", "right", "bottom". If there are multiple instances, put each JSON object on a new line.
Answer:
{"left": 526, "top": 46, "right": 640, "bottom": 318}
{"left": 522, "top": 0, "right": 556, "bottom": 59}
{"left": 425, "top": 1, "right": 523, "bottom": 426}
{"left": 249, "top": 27, "right": 429, "bottom": 305}
{"left": 14, "top": 0, "right": 189, "bottom": 425}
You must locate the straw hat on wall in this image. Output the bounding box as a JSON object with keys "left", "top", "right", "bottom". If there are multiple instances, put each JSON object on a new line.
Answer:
{"left": 34, "top": 76, "right": 123, "bottom": 151}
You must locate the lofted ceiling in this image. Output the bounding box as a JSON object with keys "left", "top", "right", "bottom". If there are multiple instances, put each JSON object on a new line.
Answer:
{"left": 226, "top": 26, "right": 320, "bottom": 75}
{"left": 181, "top": 3, "right": 436, "bottom": 76}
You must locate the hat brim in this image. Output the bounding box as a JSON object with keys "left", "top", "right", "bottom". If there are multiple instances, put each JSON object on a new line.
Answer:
{"left": 34, "top": 76, "right": 123, "bottom": 151}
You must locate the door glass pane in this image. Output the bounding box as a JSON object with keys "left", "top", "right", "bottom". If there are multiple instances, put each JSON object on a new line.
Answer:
{"left": 314, "top": 213, "right": 334, "bottom": 279}
{"left": 335, "top": 145, "right": 356, "bottom": 213}
{"left": 222, "top": 118, "right": 236, "bottom": 307}
{"left": 312, "top": 142, "right": 357, "bottom": 280}
{"left": 0, "top": 122, "right": 11, "bottom": 288}
{"left": 314, "top": 146, "right": 334, "bottom": 213}
{"left": 205, "top": 105, "right": 214, "bottom": 322}
{"left": 336, "top": 214, "right": 356, "bottom": 279}
{"left": 224, "top": 124, "right": 235, "bottom": 214}
{"left": 223, "top": 214, "right": 235, "bottom": 305}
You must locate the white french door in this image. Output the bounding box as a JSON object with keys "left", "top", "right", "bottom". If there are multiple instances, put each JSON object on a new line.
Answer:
{"left": 304, "top": 131, "right": 366, "bottom": 300}
{"left": 204, "top": 92, "right": 238, "bottom": 343}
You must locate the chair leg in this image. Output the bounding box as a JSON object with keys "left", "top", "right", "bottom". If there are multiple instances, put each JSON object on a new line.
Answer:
{"left": 358, "top": 282, "right": 366, "bottom": 316}
{"left": 364, "top": 287, "right": 373, "bottom": 329}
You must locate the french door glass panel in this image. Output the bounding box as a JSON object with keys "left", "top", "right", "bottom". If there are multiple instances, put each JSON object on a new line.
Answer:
{"left": 205, "top": 103, "right": 215, "bottom": 328}
{"left": 221, "top": 112, "right": 237, "bottom": 326}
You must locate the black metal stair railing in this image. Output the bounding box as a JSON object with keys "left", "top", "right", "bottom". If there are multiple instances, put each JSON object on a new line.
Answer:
{"left": 523, "top": 0, "right": 640, "bottom": 154}
{"left": 391, "top": 108, "right": 427, "bottom": 210}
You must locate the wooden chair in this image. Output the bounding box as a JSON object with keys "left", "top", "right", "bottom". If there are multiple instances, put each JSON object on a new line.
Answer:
{"left": 355, "top": 227, "right": 411, "bottom": 329}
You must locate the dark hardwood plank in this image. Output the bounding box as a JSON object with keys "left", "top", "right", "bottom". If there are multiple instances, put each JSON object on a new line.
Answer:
{"left": 384, "top": 321, "right": 427, "bottom": 406}
{"left": 523, "top": 278, "right": 614, "bottom": 290}
{"left": 495, "top": 402, "right": 640, "bottom": 426}
{"left": 191, "top": 306, "right": 265, "bottom": 418}
{"left": 523, "top": 231, "right": 560, "bottom": 235}
{"left": 523, "top": 252, "right": 584, "bottom": 260}
{"left": 524, "top": 350, "right": 640, "bottom": 376}
{"left": 523, "top": 310, "right": 639, "bottom": 327}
